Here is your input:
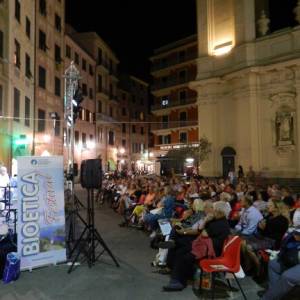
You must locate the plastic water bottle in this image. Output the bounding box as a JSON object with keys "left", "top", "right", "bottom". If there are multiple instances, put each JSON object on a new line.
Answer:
{"left": 193, "top": 267, "right": 201, "bottom": 290}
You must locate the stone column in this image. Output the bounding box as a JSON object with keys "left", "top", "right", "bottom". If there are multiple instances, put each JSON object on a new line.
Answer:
{"left": 293, "top": 67, "right": 300, "bottom": 175}
{"left": 234, "top": 0, "right": 256, "bottom": 44}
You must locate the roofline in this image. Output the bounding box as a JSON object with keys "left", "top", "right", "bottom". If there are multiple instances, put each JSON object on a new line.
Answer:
{"left": 70, "top": 31, "right": 120, "bottom": 63}
{"left": 65, "top": 34, "right": 96, "bottom": 63}
{"left": 150, "top": 34, "right": 197, "bottom": 60}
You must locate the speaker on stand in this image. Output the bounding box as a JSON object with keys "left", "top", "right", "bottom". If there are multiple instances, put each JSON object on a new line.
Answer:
{"left": 68, "top": 159, "right": 119, "bottom": 273}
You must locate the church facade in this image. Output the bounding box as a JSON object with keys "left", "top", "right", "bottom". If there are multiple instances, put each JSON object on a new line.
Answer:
{"left": 192, "top": 0, "right": 300, "bottom": 179}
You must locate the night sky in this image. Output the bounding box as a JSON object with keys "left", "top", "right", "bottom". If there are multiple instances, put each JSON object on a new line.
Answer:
{"left": 65, "top": 0, "right": 197, "bottom": 82}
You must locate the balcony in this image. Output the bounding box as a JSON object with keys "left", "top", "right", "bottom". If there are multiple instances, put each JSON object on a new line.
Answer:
{"left": 96, "top": 112, "right": 117, "bottom": 124}
{"left": 97, "top": 86, "right": 110, "bottom": 97}
{"left": 151, "top": 97, "right": 197, "bottom": 111}
{"left": 151, "top": 52, "right": 197, "bottom": 72}
{"left": 97, "top": 59, "right": 109, "bottom": 70}
{"left": 151, "top": 74, "right": 195, "bottom": 91}
{"left": 152, "top": 120, "right": 198, "bottom": 131}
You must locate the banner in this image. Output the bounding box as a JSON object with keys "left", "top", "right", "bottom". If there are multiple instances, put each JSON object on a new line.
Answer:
{"left": 17, "top": 156, "right": 66, "bottom": 270}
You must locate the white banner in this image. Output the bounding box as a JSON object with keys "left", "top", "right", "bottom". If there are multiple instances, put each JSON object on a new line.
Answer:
{"left": 17, "top": 156, "right": 66, "bottom": 270}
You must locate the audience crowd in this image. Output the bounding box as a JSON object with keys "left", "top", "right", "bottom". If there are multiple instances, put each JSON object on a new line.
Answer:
{"left": 100, "top": 169, "right": 300, "bottom": 300}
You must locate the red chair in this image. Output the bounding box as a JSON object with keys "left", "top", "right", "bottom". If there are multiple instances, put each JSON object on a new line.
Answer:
{"left": 199, "top": 236, "right": 247, "bottom": 300}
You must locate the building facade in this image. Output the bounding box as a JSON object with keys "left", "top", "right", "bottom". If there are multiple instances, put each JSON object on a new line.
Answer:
{"left": 64, "top": 27, "right": 97, "bottom": 169}
{"left": 70, "top": 32, "right": 120, "bottom": 171}
{"left": 0, "top": 0, "right": 35, "bottom": 171}
{"left": 119, "top": 75, "right": 150, "bottom": 172}
{"left": 34, "top": 0, "right": 65, "bottom": 157}
{"left": 192, "top": 0, "right": 300, "bottom": 179}
{"left": 150, "top": 35, "right": 198, "bottom": 173}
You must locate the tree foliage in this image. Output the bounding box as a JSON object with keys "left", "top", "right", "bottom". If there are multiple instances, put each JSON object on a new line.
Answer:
{"left": 166, "top": 137, "right": 212, "bottom": 167}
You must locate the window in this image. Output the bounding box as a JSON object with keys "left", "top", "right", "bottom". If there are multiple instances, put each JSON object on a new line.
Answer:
{"left": 0, "top": 85, "right": 3, "bottom": 116}
{"left": 140, "top": 112, "right": 144, "bottom": 121}
{"left": 75, "top": 131, "right": 79, "bottom": 144}
{"left": 81, "top": 108, "right": 85, "bottom": 120}
{"left": 122, "top": 93, "right": 126, "bottom": 100}
{"left": 179, "top": 90, "right": 187, "bottom": 102}
{"left": 132, "top": 95, "right": 136, "bottom": 103}
{"left": 140, "top": 98, "right": 144, "bottom": 105}
{"left": 89, "top": 64, "right": 94, "bottom": 76}
{"left": 55, "top": 44, "right": 61, "bottom": 63}
{"left": 55, "top": 115, "right": 60, "bottom": 136}
{"left": 74, "top": 52, "right": 79, "bottom": 65}
{"left": 108, "top": 131, "right": 114, "bottom": 145}
{"left": 25, "top": 53, "right": 31, "bottom": 78}
{"left": 122, "top": 123, "right": 126, "bottom": 133}
{"left": 66, "top": 45, "right": 71, "bottom": 58}
{"left": 89, "top": 88, "right": 93, "bottom": 99}
{"left": 38, "top": 66, "right": 46, "bottom": 89}
{"left": 122, "top": 107, "right": 126, "bottom": 116}
{"left": 86, "top": 109, "right": 90, "bottom": 122}
{"left": 14, "top": 39, "right": 20, "bottom": 68}
{"left": 179, "top": 50, "right": 186, "bottom": 62}
{"left": 89, "top": 134, "right": 93, "bottom": 142}
{"left": 15, "top": 0, "right": 20, "bottom": 22}
{"left": 14, "top": 88, "right": 20, "bottom": 122}
{"left": 141, "top": 127, "right": 144, "bottom": 135}
{"left": 179, "top": 70, "right": 187, "bottom": 82}
{"left": 38, "top": 109, "right": 45, "bottom": 132}
{"left": 180, "top": 132, "right": 187, "bottom": 143}
{"left": 97, "top": 101, "right": 102, "bottom": 113}
{"left": 82, "top": 133, "right": 87, "bottom": 148}
{"left": 179, "top": 111, "right": 187, "bottom": 121}
{"left": 97, "top": 127, "right": 103, "bottom": 142}
{"left": 24, "top": 97, "right": 30, "bottom": 127}
{"left": 26, "top": 17, "right": 31, "bottom": 39}
{"left": 109, "top": 84, "right": 113, "bottom": 98}
{"left": 55, "top": 14, "right": 61, "bottom": 32}
{"left": 134, "top": 111, "right": 138, "bottom": 119}
{"left": 97, "top": 48, "right": 102, "bottom": 64}
{"left": 0, "top": 30, "right": 3, "bottom": 58}
{"left": 39, "top": 0, "right": 47, "bottom": 16}
{"left": 161, "top": 95, "right": 169, "bottom": 106}
{"left": 163, "top": 135, "right": 171, "bottom": 144}
{"left": 39, "top": 30, "right": 47, "bottom": 51}
{"left": 55, "top": 77, "right": 61, "bottom": 96}
{"left": 82, "top": 58, "right": 86, "bottom": 71}
{"left": 82, "top": 83, "right": 87, "bottom": 96}
{"left": 162, "top": 115, "right": 168, "bottom": 129}
{"left": 109, "top": 107, "right": 113, "bottom": 117}
{"left": 122, "top": 139, "right": 126, "bottom": 147}
{"left": 132, "top": 125, "right": 136, "bottom": 133}
{"left": 97, "top": 75, "right": 102, "bottom": 92}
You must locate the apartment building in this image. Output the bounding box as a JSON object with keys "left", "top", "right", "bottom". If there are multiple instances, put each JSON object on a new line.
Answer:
{"left": 0, "top": 0, "right": 35, "bottom": 171}
{"left": 118, "top": 75, "right": 151, "bottom": 172}
{"left": 70, "top": 32, "right": 120, "bottom": 171}
{"left": 64, "top": 26, "right": 96, "bottom": 169}
{"left": 150, "top": 35, "right": 198, "bottom": 173}
{"left": 34, "top": 0, "right": 65, "bottom": 157}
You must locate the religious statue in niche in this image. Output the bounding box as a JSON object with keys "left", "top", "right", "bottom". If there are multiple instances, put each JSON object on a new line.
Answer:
{"left": 275, "top": 111, "right": 295, "bottom": 146}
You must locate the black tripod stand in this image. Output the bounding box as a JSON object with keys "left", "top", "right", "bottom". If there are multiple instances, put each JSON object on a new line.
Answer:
{"left": 67, "top": 188, "right": 120, "bottom": 273}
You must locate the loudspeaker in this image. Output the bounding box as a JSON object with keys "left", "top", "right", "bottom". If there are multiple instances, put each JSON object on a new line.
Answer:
{"left": 80, "top": 159, "right": 102, "bottom": 189}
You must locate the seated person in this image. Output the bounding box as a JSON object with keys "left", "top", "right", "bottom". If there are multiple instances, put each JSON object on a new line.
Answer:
{"left": 162, "top": 205, "right": 231, "bottom": 291}
{"left": 143, "top": 186, "right": 176, "bottom": 234}
{"left": 261, "top": 228, "right": 300, "bottom": 300}
{"left": 234, "top": 195, "right": 263, "bottom": 236}
{"left": 241, "top": 200, "right": 289, "bottom": 275}
{"left": 214, "top": 192, "right": 232, "bottom": 219}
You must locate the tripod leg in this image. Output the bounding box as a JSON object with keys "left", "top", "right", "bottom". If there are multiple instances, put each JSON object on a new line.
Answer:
{"left": 68, "top": 227, "right": 88, "bottom": 258}
{"left": 94, "top": 230, "right": 120, "bottom": 267}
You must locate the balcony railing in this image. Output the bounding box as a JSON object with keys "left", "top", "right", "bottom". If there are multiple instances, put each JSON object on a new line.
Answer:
{"left": 97, "top": 86, "right": 109, "bottom": 96}
{"left": 96, "top": 112, "right": 117, "bottom": 123}
{"left": 151, "top": 97, "right": 197, "bottom": 111}
{"left": 97, "top": 59, "right": 109, "bottom": 69}
{"left": 152, "top": 120, "right": 198, "bottom": 131}
{"left": 151, "top": 74, "right": 195, "bottom": 91}
{"left": 151, "top": 52, "right": 197, "bottom": 72}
